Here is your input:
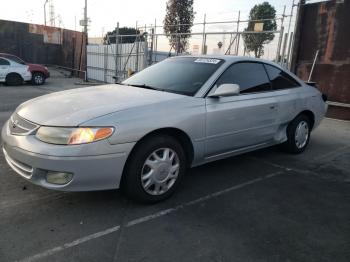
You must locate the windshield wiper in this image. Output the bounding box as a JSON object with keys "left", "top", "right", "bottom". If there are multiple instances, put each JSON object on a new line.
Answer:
{"left": 125, "top": 84, "right": 161, "bottom": 91}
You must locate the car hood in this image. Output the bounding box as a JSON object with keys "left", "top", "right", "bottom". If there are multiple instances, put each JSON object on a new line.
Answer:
{"left": 27, "top": 63, "right": 46, "bottom": 70}
{"left": 16, "top": 84, "right": 185, "bottom": 126}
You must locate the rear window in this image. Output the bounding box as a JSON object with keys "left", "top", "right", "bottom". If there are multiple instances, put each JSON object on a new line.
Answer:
{"left": 264, "top": 64, "right": 300, "bottom": 90}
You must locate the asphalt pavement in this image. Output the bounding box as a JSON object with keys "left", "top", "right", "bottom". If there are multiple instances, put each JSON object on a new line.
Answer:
{"left": 0, "top": 73, "right": 349, "bottom": 262}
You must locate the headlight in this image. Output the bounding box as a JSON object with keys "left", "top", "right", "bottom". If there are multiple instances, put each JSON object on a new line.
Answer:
{"left": 36, "top": 127, "right": 114, "bottom": 145}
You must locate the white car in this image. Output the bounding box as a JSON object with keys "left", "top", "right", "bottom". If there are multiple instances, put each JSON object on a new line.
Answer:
{"left": 2, "top": 56, "right": 327, "bottom": 203}
{"left": 0, "top": 57, "right": 32, "bottom": 86}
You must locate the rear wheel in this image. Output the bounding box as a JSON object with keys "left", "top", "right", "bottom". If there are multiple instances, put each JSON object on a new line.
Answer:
{"left": 5, "top": 73, "right": 23, "bottom": 86}
{"left": 283, "top": 115, "right": 311, "bottom": 154}
{"left": 122, "top": 135, "right": 187, "bottom": 203}
{"left": 31, "top": 72, "right": 45, "bottom": 85}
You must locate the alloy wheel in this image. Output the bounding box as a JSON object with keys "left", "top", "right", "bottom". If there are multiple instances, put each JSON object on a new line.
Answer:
{"left": 295, "top": 120, "right": 309, "bottom": 149}
{"left": 141, "top": 148, "right": 180, "bottom": 196}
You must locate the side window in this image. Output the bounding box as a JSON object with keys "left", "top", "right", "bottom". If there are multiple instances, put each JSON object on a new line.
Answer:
{"left": 216, "top": 62, "right": 271, "bottom": 94}
{"left": 0, "top": 58, "right": 10, "bottom": 66}
{"left": 264, "top": 64, "right": 300, "bottom": 90}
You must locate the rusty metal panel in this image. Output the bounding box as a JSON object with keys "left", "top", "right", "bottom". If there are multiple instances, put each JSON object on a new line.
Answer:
{"left": 293, "top": 0, "right": 350, "bottom": 119}
{"left": 0, "top": 19, "right": 85, "bottom": 71}
{"left": 29, "top": 24, "right": 63, "bottom": 45}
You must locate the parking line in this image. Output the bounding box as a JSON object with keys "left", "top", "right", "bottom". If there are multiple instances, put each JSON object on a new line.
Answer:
{"left": 18, "top": 225, "right": 121, "bottom": 262}
{"left": 18, "top": 171, "right": 282, "bottom": 262}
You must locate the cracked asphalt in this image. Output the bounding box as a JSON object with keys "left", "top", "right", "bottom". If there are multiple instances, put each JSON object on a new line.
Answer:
{"left": 0, "top": 73, "right": 349, "bottom": 262}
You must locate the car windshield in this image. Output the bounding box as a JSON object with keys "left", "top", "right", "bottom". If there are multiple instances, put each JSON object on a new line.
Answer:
{"left": 122, "top": 57, "right": 224, "bottom": 96}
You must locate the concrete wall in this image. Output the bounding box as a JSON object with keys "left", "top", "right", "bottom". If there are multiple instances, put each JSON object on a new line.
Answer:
{"left": 292, "top": 0, "right": 350, "bottom": 119}
{"left": 0, "top": 20, "right": 86, "bottom": 71}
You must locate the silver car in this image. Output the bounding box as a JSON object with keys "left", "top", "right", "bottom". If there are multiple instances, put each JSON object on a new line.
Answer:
{"left": 1, "top": 56, "right": 327, "bottom": 202}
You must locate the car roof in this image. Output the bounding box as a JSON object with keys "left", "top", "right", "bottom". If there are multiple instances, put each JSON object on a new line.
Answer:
{"left": 173, "top": 55, "right": 284, "bottom": 70}
{"left": 0, "top": 53, "right": 15, "bottom": 57}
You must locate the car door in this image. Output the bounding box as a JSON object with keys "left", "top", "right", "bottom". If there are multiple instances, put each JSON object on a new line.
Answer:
{"left": 205, "top": 62, "right": 279, "bottom": 158}
{"left": 0, "top": 58, "right": 10, "bottom": 82}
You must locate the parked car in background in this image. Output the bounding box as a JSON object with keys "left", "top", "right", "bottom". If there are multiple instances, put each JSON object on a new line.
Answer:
{"left": 1, "top": 56, "right": 327, "bottom": 203}
{"left": 0, "top": 53, "right": 50, "bottom": 85}
{"left": 0, "top": 57, "right": 32, "bottom": 86}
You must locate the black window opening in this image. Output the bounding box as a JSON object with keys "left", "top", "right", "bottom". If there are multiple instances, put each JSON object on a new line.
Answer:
{"left": 0, "top": 58, "right": 10, "bottom": 66}
{"left": 216, "top": 62, "right": 272, "bottom": 94}
{"left": 264, "top": 64, "right": 300, "bottom": 90}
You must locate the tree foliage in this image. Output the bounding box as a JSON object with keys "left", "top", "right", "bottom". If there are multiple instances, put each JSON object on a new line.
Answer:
{"left": 243, "top": 2, "right": 277, "bottom": 58}
{"left": 163, "top": 0, "right": 194, "bottom": 54}
{"left": 104, "top": 27, "right": 144, "bottom": 44}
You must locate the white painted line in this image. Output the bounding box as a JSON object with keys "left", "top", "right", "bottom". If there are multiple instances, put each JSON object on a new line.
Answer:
{"left": 18, "top": 225, "right": 121, "bottom": 262}
{"left": 249, "top": 156, "right": 293, "bottom": 172}
{"left": 314, "top": 145, "right": 350, "bottom": 161}
{"left": 127, "top": 172, "right": 282, "bottom": 227}
{"left": 18, "top": 172, "right": 282, "bottom": 262}
{"left": 325, "top": 117, "right": 350, "bottom": 123}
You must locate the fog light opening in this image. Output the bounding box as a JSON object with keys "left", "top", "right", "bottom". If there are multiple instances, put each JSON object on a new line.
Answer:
{"left": 46, "top": 171, "right": 73, "bottom": 185}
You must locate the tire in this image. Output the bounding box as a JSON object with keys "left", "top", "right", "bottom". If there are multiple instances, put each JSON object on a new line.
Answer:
{"left": 5, "top": 73, "right": 23, "bottom": 86}
{"left": 122, "top": 135, "right": 187, "bottom": 203}
{"left": 31, "top": 72, "right": 45, "bottom": 85}
{"left": 283, "top": 114, "right": 311, "bottom": 154}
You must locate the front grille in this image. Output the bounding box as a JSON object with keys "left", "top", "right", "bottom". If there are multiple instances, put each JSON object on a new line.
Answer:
{"left": 9, "top": 114, "right": 38, "bottom": 135}
{"left": 3, "top": 148, "right": 33, "bottom": 179}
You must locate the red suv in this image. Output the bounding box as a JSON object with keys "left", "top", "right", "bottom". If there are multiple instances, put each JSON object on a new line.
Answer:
{"left": 0, "top": 53, "right": 50, "bottom": 85}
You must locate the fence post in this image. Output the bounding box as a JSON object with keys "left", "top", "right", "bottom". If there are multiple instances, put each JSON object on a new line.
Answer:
{"left": 115, "top": 23, "right": 119, "bottom": 83}
{"left": 135, "top": 36, "right": 140, "bottom": 72}
{"left": 154, "top": 19, "right": 157, "bottom": 63}
{"left": 149, "top": 28, "right": 154, "bottom": 65}
{"left": 286, "top": 31, "right": 294, "bottom": 70}
{"left": 104, "top": 45, "right": 107, "bottom": 83}
{"left": 276, "top": 5, "right": 286, "bottom": 63}
{"left": 235, "top": 11, "right": 241, "bottom": 55}
{"left": 202, "top": 14, "right": 206, "bottom": 55}
{"left": 281, "top": 32, "right": 289, "bottom": 66}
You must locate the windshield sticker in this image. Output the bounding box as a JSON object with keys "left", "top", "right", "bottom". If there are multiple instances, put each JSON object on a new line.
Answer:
{"left": 194, "top": 58, "right": 221, "bottom": 64}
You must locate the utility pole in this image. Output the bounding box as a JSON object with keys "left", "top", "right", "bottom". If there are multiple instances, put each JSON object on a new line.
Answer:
{"left": 49, "top": 0, "right": 55, "bottom": 27}
{"left": 84, "top": 0, "right": 88, "bottom": 81}
{"left": 276, "top": 5, "right": 286, "bottom": 63}
{"left": 285, "top": 0, "right": 296, "bottom": 68}
{"left": 84, "top": 0, "right": 88, "bottom": 37}
{"left": 44, "top": 0, "right": 48, "bottom": 26}
{"left": 290, "top": 0, "right": 305, "bottom": 72}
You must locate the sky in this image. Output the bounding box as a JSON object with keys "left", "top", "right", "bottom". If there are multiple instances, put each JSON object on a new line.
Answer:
{"left": 0, "top": 0, "right": 323, "bottom": 59}
{"left": 0, "top": 0, "right": 297, "bottom": 36}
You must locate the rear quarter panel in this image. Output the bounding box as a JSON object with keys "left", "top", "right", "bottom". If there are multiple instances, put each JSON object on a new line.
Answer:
{"left": 297, "top": 85, "right": 327, "bottom": 129}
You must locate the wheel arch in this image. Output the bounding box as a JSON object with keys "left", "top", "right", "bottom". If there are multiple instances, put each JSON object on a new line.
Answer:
{"left": 295, "top": 110, "right": 315, "bottom": 129}
{"left": 129, "top": 127, "right": 194, "bottom": 166}
{"left": 32, "top": 71, "right": 45, "bottom": 76}
{"left": 6, "top": 72, "right": 23, "bottom": 80}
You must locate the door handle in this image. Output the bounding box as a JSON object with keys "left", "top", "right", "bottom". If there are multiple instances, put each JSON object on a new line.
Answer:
{"left": 269, "top": 105, "right": 276, "bottom": 109}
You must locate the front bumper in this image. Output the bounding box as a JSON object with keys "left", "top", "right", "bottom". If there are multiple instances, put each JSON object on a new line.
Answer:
{"left": 1, "top": 120, "right": 135, "bottom": 191}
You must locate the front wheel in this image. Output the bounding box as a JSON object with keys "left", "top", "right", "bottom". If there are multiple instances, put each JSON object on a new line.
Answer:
{"left": 283, "top": 115, "right": 311, "bottom": 154}
{"left": 31, "top": 72, "right": 45, "bottom": 85}
{"left": 122, "top": 135, "right": 187, "bottom": 203}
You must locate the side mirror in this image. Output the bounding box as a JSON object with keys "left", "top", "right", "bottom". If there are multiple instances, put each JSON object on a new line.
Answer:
{"left": 208, "top": 84, "right": 240, "bottom": 98}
